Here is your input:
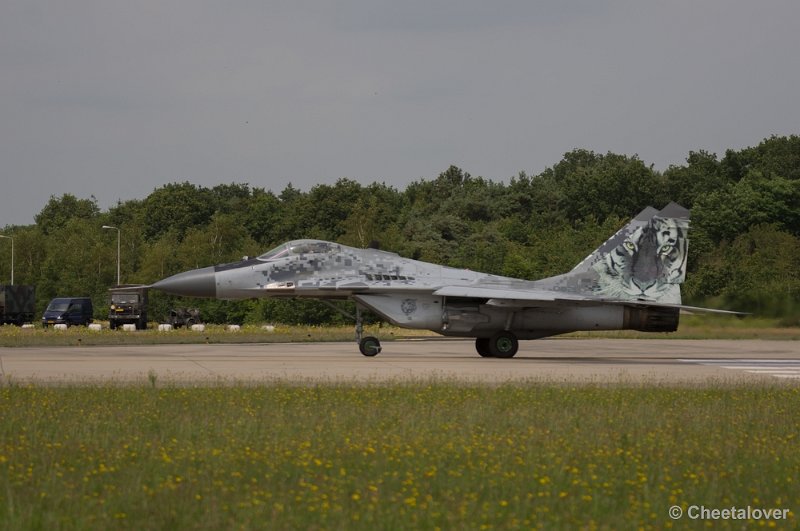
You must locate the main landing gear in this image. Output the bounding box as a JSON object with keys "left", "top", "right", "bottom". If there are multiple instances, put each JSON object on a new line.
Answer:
{"left": 359, "top": 336, "right": 382, "bottom": 357}
{"left": 475, "top": 331, "right": 519, "bottom": 358}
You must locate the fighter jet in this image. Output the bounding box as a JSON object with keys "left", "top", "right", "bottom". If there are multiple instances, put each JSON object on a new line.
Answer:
{"left": 151, "top": 202, "right": 739, "bottom": 357}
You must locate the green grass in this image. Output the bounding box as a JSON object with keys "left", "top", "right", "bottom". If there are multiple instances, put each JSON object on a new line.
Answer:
{"left": 1, "top": 382, "right": 797, "bottom": 529}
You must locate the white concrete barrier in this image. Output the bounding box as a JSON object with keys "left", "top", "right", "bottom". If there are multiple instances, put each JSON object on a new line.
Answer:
{"left": 122, "top": 324, "right": 137, "bottom": 332}
{"left": 227, "top": 324, "right": 241, "bottom": 332}
{"left": 88, "top": 323, "right": 103, "bottom": 331}
{"left": 191, "top": 324, "right": 206, "bottom": 332}
{"left": 21, "top": 324, "right": 35, "bottom": 330}
{"left": 158, "top": 324, "right": 173, "bottom": 332}
{"left": 54, "top": 324, "right": 68, "bottom": 331}
{"left": 262, "top": 325, "right": 276, "bottom": 332}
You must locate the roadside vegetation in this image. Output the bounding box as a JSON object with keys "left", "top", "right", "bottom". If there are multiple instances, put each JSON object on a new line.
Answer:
{"left": 1, "top": 315, "right": 798, "bottom": 347}
{"left": 1, "top": 382, "right": 797, "bottom": 529}
{"left": 1, "top": 135, "right": 799, "bottom": 325}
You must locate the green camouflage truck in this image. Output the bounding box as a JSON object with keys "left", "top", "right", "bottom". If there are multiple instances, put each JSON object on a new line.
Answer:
{"left": 108, "top": 285, "right": 149, "bottom": 330}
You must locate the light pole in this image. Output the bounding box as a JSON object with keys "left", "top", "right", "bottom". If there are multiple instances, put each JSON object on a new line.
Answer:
{"left": 102, "top": 225, "right": 121, "bottom": 286}
{"left": 0, "top": 235, "right": 13, "bottom": 285}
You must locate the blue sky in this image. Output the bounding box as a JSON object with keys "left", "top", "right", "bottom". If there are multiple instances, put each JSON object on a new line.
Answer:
{"left": 2, "top": 0, "right": 798, "bottom": 225}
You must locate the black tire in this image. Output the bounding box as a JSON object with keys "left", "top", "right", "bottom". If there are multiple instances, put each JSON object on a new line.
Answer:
{"left": 359, "top": 336, "right": 382, "bottom": 357}
{"left": 475, "top": 338, "right": 493, "bottom": 357}
{"left": 489, "top": 331, "right": 519, "bottom": 358}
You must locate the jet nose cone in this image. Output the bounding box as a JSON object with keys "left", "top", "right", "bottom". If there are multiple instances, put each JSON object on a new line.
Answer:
{"left": 151, "top": 266, "right": 217, "bottom": 297}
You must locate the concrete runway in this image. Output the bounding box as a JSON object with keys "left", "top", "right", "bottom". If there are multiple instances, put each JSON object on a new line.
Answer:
{"left": 2, "top": 339, "right": 800, "bottom": 384}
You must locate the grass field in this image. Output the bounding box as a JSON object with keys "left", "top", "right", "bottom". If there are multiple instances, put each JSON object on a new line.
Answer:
{"left": 1, "top": 315, "right": 798, "bottom": 347}
{"left": 1, "top": 382, "right": 797, "bottom": 529}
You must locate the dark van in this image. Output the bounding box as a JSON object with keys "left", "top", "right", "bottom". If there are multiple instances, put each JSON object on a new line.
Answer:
{"left": 42, "top": 297, "right": 94, "bottom": 327}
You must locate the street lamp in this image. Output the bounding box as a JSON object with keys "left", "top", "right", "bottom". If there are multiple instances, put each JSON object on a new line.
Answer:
{"left": 102, "top": 225, "right": 121, "bottom": 286}
{"left": 0, "top": 235, "right": 12, "bottom": 285}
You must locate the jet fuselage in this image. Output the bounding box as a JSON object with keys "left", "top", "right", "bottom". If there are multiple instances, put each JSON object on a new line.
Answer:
{"left": 152, "top": 239, "right": 677, "bottom": 342}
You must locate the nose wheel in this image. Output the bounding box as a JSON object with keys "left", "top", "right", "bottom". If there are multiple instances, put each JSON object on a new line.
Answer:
{"left": 355, "top": 305, "right": 381, "bottom": 356}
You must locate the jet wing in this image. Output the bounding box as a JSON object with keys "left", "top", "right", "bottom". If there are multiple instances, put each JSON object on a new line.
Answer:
{"left": 433, "top": 285, "right": 746, "bottom": 315}
{"left": 433, "top": 285, "right": 583, "bottom": 302}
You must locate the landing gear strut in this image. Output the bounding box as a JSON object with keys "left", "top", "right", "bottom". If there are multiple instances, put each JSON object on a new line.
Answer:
{"left": 355, "top": 306, "right": 381, "bottom": 356}
{"left": 321, "top": 300, "right": 382, "bottom": 357}
{"left": 475, "top": 331, "right": 519, "bottom": 358}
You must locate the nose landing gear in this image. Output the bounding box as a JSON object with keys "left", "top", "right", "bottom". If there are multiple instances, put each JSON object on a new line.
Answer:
{"left": 355, "top": 305, "right": 381, "bottom": 356}
{"left": 319, "top": 300, "right": 383, "bottom": 356}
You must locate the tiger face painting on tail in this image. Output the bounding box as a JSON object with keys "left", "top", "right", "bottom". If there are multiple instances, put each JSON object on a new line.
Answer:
{"left": 592, "top": 216, "right": 688, "bottom": 304}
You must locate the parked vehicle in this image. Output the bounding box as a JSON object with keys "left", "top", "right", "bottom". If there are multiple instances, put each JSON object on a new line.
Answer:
{"left": 0, "top": 285, "right": 36, "bottom": 325}
{"left": 109, "top": 285, "right": 148, "bottom": 330}
{"left": 165, "top": 308, "right": 201, "bottom": 329}
{"left": 42, "top": 297, "right": 94, "bottom": 327}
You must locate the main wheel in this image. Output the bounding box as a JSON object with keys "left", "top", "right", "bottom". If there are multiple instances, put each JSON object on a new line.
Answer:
{"left": 489, "top": 331, "right": 519, "bottom": 358}
{"left": 475, "top": 338, "right": 493, "bottom": 357}
{"left": 359, "top": 336, "right": 382, "bottom": 357}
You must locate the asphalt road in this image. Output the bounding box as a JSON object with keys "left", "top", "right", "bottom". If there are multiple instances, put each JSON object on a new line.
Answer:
{"left": 2, "top": 339, "right": 800, "bottom": 384}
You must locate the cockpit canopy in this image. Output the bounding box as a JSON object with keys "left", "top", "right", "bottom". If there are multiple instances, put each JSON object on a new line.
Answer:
{"left": 257, "top": 240, "right": 339, "bottom": 261}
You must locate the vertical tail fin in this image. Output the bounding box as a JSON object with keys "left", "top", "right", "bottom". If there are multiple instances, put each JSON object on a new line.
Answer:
{"left": 569, "top": 206, "right": 660, "bottom": 275}
{"left": 554, "top": 203, "right": 690, "bottom": 304}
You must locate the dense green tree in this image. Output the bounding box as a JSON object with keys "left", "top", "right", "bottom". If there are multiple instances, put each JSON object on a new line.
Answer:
{"left": 137, "top": 231, "right": 182, "bottom": 283}
{"left": 35, "top": 194, "right": 100, "bottom": 235}
{"left": 687, "top": 225, "right": 800, "bottom": 316}
{"left": 11, "top": 135, "right": 800, "bottom": 323}
{"left": 270, "top": 183, "right": 310, "bottom": 242}
{"left": 503, "top": 171, "right": 564, "bottom": 232}
{"left": 241, "top": 188, "right": 281, "bottom": 246}
{"left": 720, "top": 135, "right": 800, "bottom": 182}
{"left": 544, "top": 150, "right": 667, "bottom": 223}
{"left": 210, "top": 183, "right": 254, "bottom": 215}
{"left": 304, "top": 179, "right": 364, "bottom": 240}
{"left": 663, "top": 150, "right": 727, "bottom": 208}
{"left": 692, "top": 175, "right": 800, "bottom": 244}
{"left": 36, "top": 219, "right": 113, "bottom": 315}
{"left": 141, "top": 182, "right": 215, "bottom": 241}
{"left": 1, "top": 227, "right": 46, "bottom": 288}
{"left": 177, "top": 213, "right": 258, "bottom": 270}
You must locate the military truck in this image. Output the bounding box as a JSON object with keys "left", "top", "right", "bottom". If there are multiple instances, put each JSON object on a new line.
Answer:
{"left": 108, "top": 285, "right": 148, "bottom": 330}
{"left": 0, "top": 285, "right": 35, "bottom": 325}
{"left": 165, "top": 308, "right": 201, "bottom": 329}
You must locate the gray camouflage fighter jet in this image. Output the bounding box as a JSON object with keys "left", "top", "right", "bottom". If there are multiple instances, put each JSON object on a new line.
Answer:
{"left": 151, "top": 202, "right": 739, "bottom": 357}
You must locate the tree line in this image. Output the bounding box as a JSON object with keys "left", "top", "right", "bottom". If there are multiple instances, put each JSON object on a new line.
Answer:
{"left": 1, "top": 135, "right": 799, "bottom": 325}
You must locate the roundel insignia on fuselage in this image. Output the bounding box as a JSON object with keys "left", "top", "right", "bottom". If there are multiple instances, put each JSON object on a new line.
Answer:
{"left": 401, "top": 299, "right": 417, "bottom": 316}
